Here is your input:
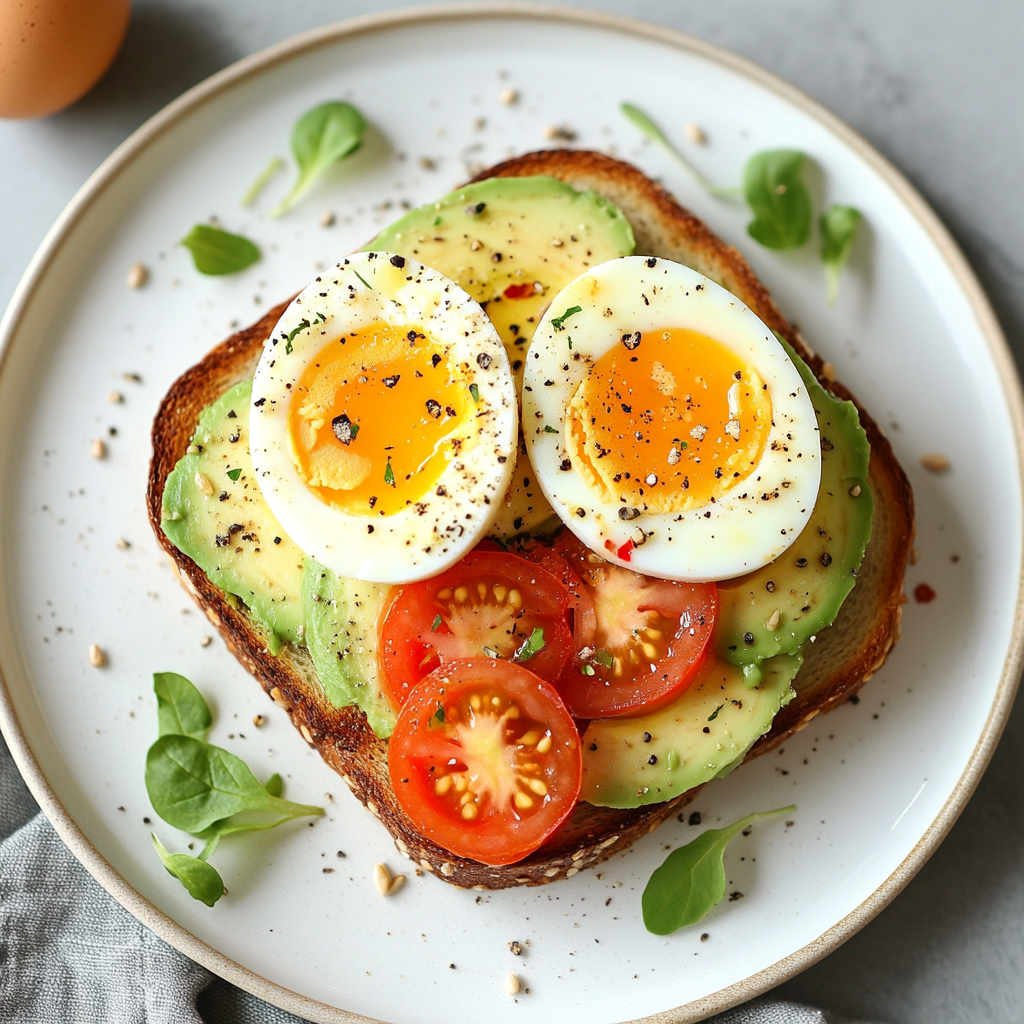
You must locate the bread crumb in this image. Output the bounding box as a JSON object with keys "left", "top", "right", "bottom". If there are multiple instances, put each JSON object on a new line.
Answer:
{"left": 252, "top": 714, "right": 265, "bottom": 727}
{"left": 543, "top": 124, "right": 576, "bottom": 141}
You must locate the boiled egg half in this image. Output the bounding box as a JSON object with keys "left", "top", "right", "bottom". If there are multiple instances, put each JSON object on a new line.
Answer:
{"left": 522, "top": 256, "right": 820, "bottom": 581}
{"left": 249, "top": 253, "right": 518, "bottom": 583}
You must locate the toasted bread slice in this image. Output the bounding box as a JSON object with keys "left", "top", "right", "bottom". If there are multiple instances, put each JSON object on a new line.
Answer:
{"left": 147, "top": 150, "right": 913, "bottom": 889}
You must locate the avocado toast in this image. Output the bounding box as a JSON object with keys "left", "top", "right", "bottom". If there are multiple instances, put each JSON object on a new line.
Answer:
{"left": 147, "top": 150, "right": 913, "bottom": 890}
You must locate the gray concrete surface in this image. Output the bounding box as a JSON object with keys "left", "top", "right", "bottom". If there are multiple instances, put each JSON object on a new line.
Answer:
{"left": 2, "top": 2, "right": 1023, "bottom": 1021}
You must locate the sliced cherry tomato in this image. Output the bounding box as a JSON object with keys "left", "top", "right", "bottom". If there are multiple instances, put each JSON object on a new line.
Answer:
{"left": 516, "top": 537, "right": 597, "bottom": 654}
{"left": 549, "top": 531, "right": 717, "bottom": 719}
{"left": 388, "top": 659, "right": 582, "bottom": 865}
{"left": 379, "top": 550, "right": 574, "bottom": 709}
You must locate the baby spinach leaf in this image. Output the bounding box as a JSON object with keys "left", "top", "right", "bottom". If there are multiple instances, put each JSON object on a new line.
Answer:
{"left": 743, "top": 150, "right": 812, "bottom": 250}
{"left": 272, "top": 101, "right": 367, "bottom": 216}
{"left": 181, "top": 224, "right": 260, "bottom": 275}
{"left": 642, "top": 804, "right": 795, "bottom": 934}
{"left": 145, "top": 733, "right": 323, "bottom": 834}
{"left": 153, "top": 672, "right": 212, "bottom": 741}
{"left": 620, "top": 103, "right": 738, "bottom": 198}
{"left": 151, "top": 834, "right": 225, "bottom": 907}
{"left": 819, "top": 204, "right": 862, "bottom": 304}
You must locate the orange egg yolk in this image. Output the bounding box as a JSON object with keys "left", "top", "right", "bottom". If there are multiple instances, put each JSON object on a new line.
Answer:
{"left": 565, "top": 327, "right": 772, "bottom": 513}
{"left": 287, "top": 322, "right": 474, "bottom": 517}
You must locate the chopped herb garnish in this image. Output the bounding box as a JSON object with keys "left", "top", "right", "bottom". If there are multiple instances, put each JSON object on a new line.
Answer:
{"left": 483, "top": 645, "right": 501, "bottom": 659}
{"left": 353, "top": 270, "right": 374, "bottom": 291}
{"left": 593, "top": 648, "right": 614, "bottom": 668}
{"left": 707, "top": 703, "right": 725, "bottom": 722}
{"left": 580, "top": 664, "right": 596, "bottom": 676}
{"left": 430, "top": 704, "right": 446, "bottom": 727}
{"left": 430, "top": 613, "right": 442, "bottom": 632}
{"left": 313, "top": 311, "right": 327, "bottom": 324}
{"left": 181, "top": 224, "right": 260, "bottom": 276}
{"left": 285, "top": 318, "right": 310, "bottom": 354}
{"left": 469, "top": 383, "right": 480, "bottom": 403}
{"left": 543, "top": 425, "right": 558, "bottom": 433}
{"left": 513, "top": 627, "right": 546, "bottom": 663}
{"left": 226, "top": 468, "right": 242, "bottom": 482}
{"left": 551, "top": 305, "right": 582, "bottom": 331}
{"left": 384, "top": 458, "right": 395, "bottom": 487}
{"left": 433, "top": 215, "right": 442, "bottom": 226}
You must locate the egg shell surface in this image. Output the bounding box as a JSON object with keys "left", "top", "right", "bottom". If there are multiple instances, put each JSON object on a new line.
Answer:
{"left": 249, "top": 252, "right": 517, "bottom": 583}
{"left": 522, "top": 256, "right": 821, "bottom": 581}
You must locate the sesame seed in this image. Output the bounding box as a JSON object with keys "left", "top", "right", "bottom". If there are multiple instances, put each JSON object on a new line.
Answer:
{"left": 126, "top": 263, "right": 148, "bottom": 289}
{"left": 107, "top": 390, "right": 123, "bottom": 404}
{"left": 194, "top": 472, "right": 214, "bottom": 496}
{"left": 764, "top": 609, "right": 781, "bottom": 631}
{"left": 504, "top": 973, "right": 520, "bottom": 995}
{"left": 849, "top": 484, "right": 862, "bottom": 497}
{"left": 684, "top": 122, "right": 706, "bottom": 144}
{"left": 200, "top": 635, "right": 212, "bottom": 647}
{"left": 88, "top": 644, "right": 106, "bottom": 667}
{"left": 387, "top": 873, "right": 406, "bottom": 895}
{"left": 499, "top": 86, "right": 518, "bottom": 105}
{"left": 320, "top": 211, "right": 335, "bottom": 227}
{"left": 91, "top": 438, "right": 107, "bottom": 459}
{"left": 373, "top": 863, "right": 391, "bottom": 895}
{"left": 115, "top": 538, "right": 130, "bottom": 550}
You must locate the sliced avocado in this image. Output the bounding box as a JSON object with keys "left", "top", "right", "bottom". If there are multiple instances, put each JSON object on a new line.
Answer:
{"left": 366, "top": 175, "right": 635, "bottom": 371}
{"left": 161, "top": 381, "right": 305, "bottom": 652}
{"left": 715, "top": 343, "right": 873, "bottom": 681}
{"left": 301, "top": 559, "right": 396, "bottom": 738}
{"left": 580, "top": 653, "right": 800, "bottom": 809}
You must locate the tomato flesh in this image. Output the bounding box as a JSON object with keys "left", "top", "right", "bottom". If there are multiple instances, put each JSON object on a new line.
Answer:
{"left": 379, "top": 550, "right": 574, "bottom": 709}
{"left": 388, "top": 659, "right": 582, "bottom": 865}
{"left": 544, "top": 531, "right": 717, "bottom": 718}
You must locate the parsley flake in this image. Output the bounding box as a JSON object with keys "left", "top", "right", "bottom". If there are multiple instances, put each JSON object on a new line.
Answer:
{"left": 513, "top": 627, "right": 546, "bottom": 663}
{"left": 551, "top": 305, "right": 582, "bottom": 331}
{"left": 226, "top": 468, "right": 242, "bottom": 482}
{"left": 384, "top": 458, "right": 395, "bottom": 487}
{"left": 430, "top": 613, "right": 442, "bottom": 632}
{"left": 469, "top": 383, "right": 480, "bottom": 403}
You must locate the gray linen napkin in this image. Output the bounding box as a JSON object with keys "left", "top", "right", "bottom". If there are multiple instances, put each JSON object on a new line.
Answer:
{"left": 0, "top": 734, "right": 881, "bottom": 1024}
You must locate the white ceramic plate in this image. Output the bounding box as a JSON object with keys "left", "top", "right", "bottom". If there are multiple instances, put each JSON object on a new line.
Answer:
{"left": 2, "top": 6, "right": 1022, "bottom": 1023}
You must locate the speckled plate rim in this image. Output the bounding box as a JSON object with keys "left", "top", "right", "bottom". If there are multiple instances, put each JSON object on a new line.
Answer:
{"left": 1, "top": 5, "right": 1022, "bottom": 1022}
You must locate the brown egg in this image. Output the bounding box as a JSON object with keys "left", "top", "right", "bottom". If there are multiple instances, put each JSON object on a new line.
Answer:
{"left": 0, "top": 0, "right": 131, "bottom": 119}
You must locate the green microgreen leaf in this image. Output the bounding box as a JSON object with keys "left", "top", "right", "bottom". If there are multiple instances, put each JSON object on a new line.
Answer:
{"left": 743, "top": 150, "right": 812, "bottom": 250}
{"left": 271, "top": 101, "right": 367, "bottom": 217}
{"left": 593, "top": 648, "right": 614, "bottom": 668}
{"left": 353, "top": 270, "right": 373, "bottom": 291}
{"left": 543, "top": 425, "right": 558, "bottom": 433}
{"left": 550, "top": 305, "right": 582, "bottom": 331}
{"left": 819, "top": 204, "right": 862, "bottom": 304}
{"left": 580, "top": 664, "right": 596, "bottom": 676}
{"left": 469, "top": 383, "right": 480, "bottom": 404}
{"left": 226, "top": 468, "right": 242, "bottom": 482}
{"left": 241, "top": 156, "right": 283, "bottom": 207}
{"left": 642, "top": 805, "right": 795, "bottom": 934}
{"left": 151, "top": 834, "right": 225, "bottom": 907}
{"left": 313, "top": 311, "right": 327, "bottom": 324}
{"left": 153, "top": 672, "right": 212, "bottom": 741}
{"left": 181, "top": 225, "right": 260, "bottom": 276}
{"left": 144, "top": 733, "right": 323, "bottom": 834}
{"left": 513, "top": 627, "right": 546, "bottom": 663}
{"left": 430, "top": 614, "right": 442, "bottom": 632}
{"left": 384, "top": 458, "right": 395, "bottom": 487}
{"left": 620, "top": 103, "right": 739, "bottom": 198}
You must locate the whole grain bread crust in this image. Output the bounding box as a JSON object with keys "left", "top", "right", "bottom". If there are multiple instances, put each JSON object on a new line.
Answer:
{"left": 147, "top": 151, "right": 914, "bottom": 890}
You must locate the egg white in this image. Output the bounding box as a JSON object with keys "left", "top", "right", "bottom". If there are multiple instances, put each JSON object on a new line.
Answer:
{"left": 249, "top": 253, "right": 518, "bottom": 583}
{"left": 522, "top": 256, "right": 821, "bottom": 582}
